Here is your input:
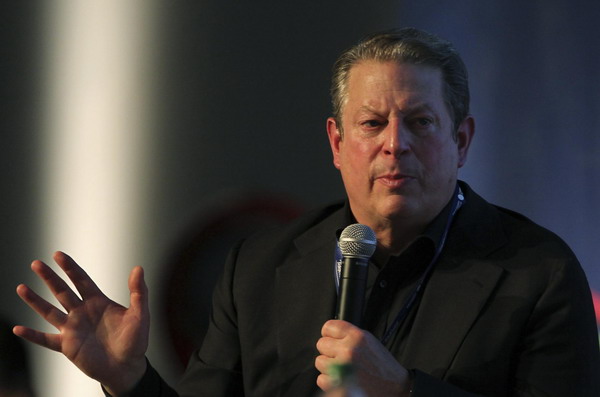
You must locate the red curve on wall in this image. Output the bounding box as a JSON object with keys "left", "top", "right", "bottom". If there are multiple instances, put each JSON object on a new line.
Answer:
{"left": 592, "top": 289, "right": 600, "bottom": 325}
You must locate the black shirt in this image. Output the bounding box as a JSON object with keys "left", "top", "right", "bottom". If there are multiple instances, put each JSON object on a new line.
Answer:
{"left": 339, "top": 190, "right": 461, "bottom": 358}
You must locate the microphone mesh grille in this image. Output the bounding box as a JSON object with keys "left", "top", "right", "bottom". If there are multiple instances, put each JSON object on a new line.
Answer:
{"left": 339, "top": 224, "right": 377, "bottom": 258}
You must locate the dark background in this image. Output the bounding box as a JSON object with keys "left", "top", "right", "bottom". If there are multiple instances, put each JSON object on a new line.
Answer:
{"left": 2, "top": 1, "right": 598, "bottom": 394}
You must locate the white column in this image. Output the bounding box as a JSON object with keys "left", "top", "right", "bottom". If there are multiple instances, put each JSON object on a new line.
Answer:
{"left": 37, "top": 2, "right": 156, "bottom": 396}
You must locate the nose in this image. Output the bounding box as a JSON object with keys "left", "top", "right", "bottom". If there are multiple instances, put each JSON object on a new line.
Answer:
{"left": 382, "top": 120, "right": 410, "bottom": 157}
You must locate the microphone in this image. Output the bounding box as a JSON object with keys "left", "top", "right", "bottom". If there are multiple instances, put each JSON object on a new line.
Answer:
{"left": 336, "top": 223, "right": 377, "bottom": 326}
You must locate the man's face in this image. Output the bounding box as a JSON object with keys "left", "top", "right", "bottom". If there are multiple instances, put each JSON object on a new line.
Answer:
{"left": 327, "top": 61, "right": 473, "bottom": 232}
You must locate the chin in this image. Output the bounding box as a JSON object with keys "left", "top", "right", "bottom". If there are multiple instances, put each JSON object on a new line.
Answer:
{"left": 376, "top": 197, "right": 417, "bottom": 220}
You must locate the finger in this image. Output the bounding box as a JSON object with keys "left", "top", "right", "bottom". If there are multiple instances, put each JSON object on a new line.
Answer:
{"left": 13, "top": 325, "right": 62, "bottom": 352}
{"left": 30, "top": 259, "right": 82, "bottom": 311}
{"left": 53, "top": 251, "right": 104, "bottom": 300}
{"left": 321, "top": 387, "right": 347, "bottom": 397}
{"left": 16, "top": 284, "right": 68, "bottom": 328}
{"left": 316, "top": 335, "right": 338, "bottom": 356}
{"left": 315, "top": 354, "right": 335, "bottom": 374}
{"left": 321, "top": 319, "right": 354, "bottom": 338}
{"left": 317, "top": 335, "right": 355, "bottom": 363}
{"left": 316, "top": 373, "right": 331, "bottom": 391}
{"left": 128, "top": 266, "right": 148, "bottom": 316}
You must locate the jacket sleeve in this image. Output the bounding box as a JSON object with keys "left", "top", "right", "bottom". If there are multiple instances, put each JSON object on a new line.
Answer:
{"left": 174, "top": 240, "right": 245, "bottom": 396}
{"left": 510, "top": 256, "right": 599, "bottom": 396}
{"left": 411, "top": 255, "right": 599, "bottom": 397}
{"left": 101, "top": 360, "right": 178, "bottom": 397}
{"left": 103, "top": 241, "right": 246, "bottom": 397}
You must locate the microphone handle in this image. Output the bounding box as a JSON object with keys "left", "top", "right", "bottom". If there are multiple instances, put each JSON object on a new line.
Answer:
{"left": 336, "top": 256, "right": 369, "bottom": 326}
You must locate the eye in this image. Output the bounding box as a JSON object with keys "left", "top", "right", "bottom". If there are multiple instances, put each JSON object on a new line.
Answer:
{"left": 407, "top": 117, "right": 434, "bottom": 131}
{"left": 361, "top": 119, "right": 385, "bottom": 129}
{"left": 414, "top": 118, "right": 432, "bottom": 127}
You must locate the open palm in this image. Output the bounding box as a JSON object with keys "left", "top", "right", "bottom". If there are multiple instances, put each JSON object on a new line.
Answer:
{"left": 14, "top": 251, "right": 149, "bottom": 394}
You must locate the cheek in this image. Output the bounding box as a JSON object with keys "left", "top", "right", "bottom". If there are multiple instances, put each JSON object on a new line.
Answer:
{"left": 419, "top": 143, "right": 459, "bottom": 181}
{"left": 421, "top": 136, "right": 457, "bottom": 162}
{"left": 347, "top": 138, "right": 379, "bottom": 163}
{"left": 339, "top": 143, "right": 376, "bottom": 190}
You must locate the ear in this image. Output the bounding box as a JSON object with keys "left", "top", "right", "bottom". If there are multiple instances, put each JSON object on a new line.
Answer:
{"left": 456, "top": 115, "right": 475, "bottom": 168}
{"left": 327, "top": 117, "right": 342, "bottom": 170}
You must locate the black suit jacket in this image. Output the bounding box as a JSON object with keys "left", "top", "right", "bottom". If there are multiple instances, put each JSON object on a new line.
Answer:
{"left": 129, "top": 183, "right": 599, "bottom": 396}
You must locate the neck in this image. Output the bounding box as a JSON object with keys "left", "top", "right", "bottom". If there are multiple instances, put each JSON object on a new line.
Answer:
{"left": 353, "top": 185, "right": 461, "bottom": 258}
{"left": 372, "top": 220, "right": 425, "bottom": 258}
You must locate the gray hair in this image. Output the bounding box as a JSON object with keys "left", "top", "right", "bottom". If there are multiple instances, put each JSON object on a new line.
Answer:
{"left": 330, "top": 28, "right": 469, "bottom": 139}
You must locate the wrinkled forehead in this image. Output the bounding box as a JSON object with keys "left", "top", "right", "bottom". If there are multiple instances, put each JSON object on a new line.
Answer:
{"left": 343, "top": 61, "right": 446, "bottom": 111}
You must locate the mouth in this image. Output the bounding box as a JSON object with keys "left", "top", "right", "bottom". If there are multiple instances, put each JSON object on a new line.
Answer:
{"left": 375, "top": 173, "right": 415, "bottom": 188}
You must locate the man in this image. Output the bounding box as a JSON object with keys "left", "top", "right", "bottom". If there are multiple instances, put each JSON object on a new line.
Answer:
{"left": 14, "top": 28, "right": 599, "bottom": 396}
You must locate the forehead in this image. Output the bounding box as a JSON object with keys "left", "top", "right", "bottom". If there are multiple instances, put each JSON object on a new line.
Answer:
{"left": 344, "top": 61, "right": 445, "bottom": 109}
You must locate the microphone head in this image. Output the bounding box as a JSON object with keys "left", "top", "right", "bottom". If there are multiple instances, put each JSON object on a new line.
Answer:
{"left": 339, "top": 223, "right": 377, "bottom": 258}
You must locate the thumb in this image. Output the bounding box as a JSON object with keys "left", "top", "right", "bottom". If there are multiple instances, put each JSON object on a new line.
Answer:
{"left": 128, "top": 266, "right": 149, "bottom": 315}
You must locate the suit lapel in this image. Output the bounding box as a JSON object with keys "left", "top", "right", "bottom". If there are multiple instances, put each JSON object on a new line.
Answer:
{"left": 401, "top": 256, "right": 504, "bottom": 377}
{"left": 273, "top": 205, "right": 347, "bottom": 393}
{"left": 402, "top": 184, "right": 508, "bottom": 378}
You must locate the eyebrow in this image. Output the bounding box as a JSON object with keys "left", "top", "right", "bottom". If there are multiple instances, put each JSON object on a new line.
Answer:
{"left": 357, "top": 105, "right": 379, "bottom": 114}
{"left": 357, "top": 102, "right": 438, "bottom": 116}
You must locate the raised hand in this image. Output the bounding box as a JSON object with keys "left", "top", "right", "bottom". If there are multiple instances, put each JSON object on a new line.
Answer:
{"left": 13, "top": 251, "right": 150, "bottom": 395}
{"left": 315, "top": 319, "right": 412, "bottom": 397}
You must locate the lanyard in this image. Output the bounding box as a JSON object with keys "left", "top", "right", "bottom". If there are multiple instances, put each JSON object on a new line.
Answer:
{"left": 334, "top": 186, "right": 465, "bottom": 345}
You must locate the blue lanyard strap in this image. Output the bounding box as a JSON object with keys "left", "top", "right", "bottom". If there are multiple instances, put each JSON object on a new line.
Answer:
{"left": 380, "top": 186, "right": 464, "bottom": 345}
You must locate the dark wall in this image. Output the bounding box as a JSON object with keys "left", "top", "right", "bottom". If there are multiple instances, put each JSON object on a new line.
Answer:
{"left": 0, "top": 3, "right": 44, "bottom": 324}
{"left": 1, "top": 1, "right": 598, "bottom": 390}
{"left": 397, "top": 0, "right": 600, "bottom": 291}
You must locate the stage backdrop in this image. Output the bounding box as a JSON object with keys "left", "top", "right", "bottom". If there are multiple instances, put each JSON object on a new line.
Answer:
{"left": 0, "top": 1, "right": 598, "bottom": 396}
